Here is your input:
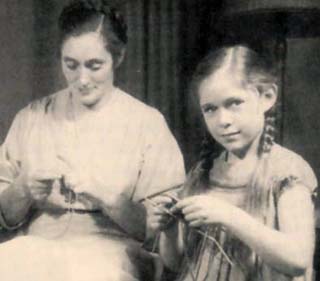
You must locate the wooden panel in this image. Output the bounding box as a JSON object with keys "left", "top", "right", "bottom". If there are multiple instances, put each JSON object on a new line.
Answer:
{"left": 224, "top": 0, "right": 320, "bottom": 14}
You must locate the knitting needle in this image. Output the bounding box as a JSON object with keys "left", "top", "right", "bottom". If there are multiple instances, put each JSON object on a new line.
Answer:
{"left": 145, "top": 197, "right": 233, "bottom": 266}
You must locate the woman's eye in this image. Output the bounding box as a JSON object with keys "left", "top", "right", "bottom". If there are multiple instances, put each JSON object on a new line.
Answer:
{"left": 89, "top": 63, "right": 102, "bottom": 71}
{"left": 86, "top": 61, "right": 104, "bottom": 71}
{"left": 65, "top": 61, "right": 78, "bottom": 70}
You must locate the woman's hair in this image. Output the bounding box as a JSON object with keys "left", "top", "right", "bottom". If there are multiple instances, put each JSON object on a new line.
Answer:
{"left": 188, "top": 45, "right": 278, "bottom": 220}
{"left": 58, "top": 0, "right": 127, "bottom": 68}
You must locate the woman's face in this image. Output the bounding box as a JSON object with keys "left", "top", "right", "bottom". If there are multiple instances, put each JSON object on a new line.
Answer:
{"left": 199, "top": 70, "right": 266, "bottom": 156}
{"left": 61, "top": 32, "right": 114, "bottom": 108}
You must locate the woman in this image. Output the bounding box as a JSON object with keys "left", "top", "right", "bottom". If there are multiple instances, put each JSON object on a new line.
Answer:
{"left": 0, "top": 1, "right": 185, "bottom": 280}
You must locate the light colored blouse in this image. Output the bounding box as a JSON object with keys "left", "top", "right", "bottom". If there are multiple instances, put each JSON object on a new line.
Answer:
{"left": 0, "top": 88, "right": 185, "bottom": 281}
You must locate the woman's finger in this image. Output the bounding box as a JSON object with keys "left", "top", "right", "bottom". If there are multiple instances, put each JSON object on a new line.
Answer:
{"left": 150, "top": 207, "right": 168, "bottom": 216}
{"left": 151, "top": 195, "right": 172, "bottom": 204}
{"left": 32, "top": 170, "right": 61, "bottom": 181}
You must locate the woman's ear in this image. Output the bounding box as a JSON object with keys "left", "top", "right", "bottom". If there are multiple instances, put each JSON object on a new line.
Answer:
{"left": 260, "top": 84, "right": 278, "bottom": 113}
{"left": 114, "top": 49, "right": 126, "bottom": 68}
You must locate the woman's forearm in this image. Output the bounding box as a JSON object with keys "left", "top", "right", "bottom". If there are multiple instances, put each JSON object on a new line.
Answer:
{"left": 0, "top": 182, "right": 33, "bottom": 227}
{"left": 100, "top": 195, "right": 147, "bottom": 241}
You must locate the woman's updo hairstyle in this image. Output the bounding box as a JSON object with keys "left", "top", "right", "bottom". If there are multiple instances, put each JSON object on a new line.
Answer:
{"left": 58, "top": 0, "right": 127, "bottom": 68}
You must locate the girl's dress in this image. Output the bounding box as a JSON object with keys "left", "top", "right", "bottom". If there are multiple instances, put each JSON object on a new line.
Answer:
{"left": 177, "top": 144, "right": 317, "bottom": 281}
{"left": 0, "top": 88, "right": 185, "bottom": 281}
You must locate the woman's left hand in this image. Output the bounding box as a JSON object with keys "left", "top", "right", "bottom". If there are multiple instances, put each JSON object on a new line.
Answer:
{"left": 173, "top": 195, "right": 236, "bottom": 228}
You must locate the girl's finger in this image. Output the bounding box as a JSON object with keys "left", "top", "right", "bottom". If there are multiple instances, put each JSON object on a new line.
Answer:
{"left": 184, "top": 211, "right": 205, "bottom": 222}
{"left": 181, "top": 204, "right": 201, "bottom": 215}
{"left": 188, "top": 219, "right": 203, "bottom": 228}
{"left": 174, "top": 197, "right": 196, "bottom": 210}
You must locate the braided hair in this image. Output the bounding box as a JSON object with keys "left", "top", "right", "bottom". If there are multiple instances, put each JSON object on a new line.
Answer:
{"left": 58, "top": 0, "right": 127, "bottom": 68}
{"left": 190, "top": 45, "right": 278, "bottom": 220}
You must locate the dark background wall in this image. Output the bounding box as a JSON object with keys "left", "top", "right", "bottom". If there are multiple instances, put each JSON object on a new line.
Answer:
{"left": 0, "top": 0, "right": 319, "bottom": 183}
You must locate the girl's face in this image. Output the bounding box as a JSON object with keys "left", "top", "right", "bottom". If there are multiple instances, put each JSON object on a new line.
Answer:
{"left": 199, "top": 70, "right": 267, "bottom": 156}
{"left": 61, "top": 32, "right": 114, "bottom": 108}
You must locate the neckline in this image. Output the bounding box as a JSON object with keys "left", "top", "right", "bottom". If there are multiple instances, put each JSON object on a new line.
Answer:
{"left": 209, "top": 178, "right": 248, "bottom": 191}
{"left": 67, "top": 87, "right": 119, "bottom": 118}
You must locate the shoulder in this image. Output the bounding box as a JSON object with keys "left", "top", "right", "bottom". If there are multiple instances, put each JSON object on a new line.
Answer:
{"left": 19, "top": 90, "right": 65, "bottom": 116}
{"left": 116, "top": 89, "right": 169, "bottom": 130}
{"left": 269, "top": 144, "right": 317, "bottom": 192}
{"left": 116, "top": 89, "right": 163, "bottom": 116}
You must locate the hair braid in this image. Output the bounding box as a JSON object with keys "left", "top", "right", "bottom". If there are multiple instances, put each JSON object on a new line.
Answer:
{"left": 260, "top": 113, "right": 276, "bottom": 156}
{"left": 198, "top": 133, "right": 223, "bottom": 190}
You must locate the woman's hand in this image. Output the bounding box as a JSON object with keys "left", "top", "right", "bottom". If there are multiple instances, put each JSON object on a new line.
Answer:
{"left": 15, "top": 169, "right": 60, "bottom": 202}
{"left": 173, "top": 195, "right": 236, "bottom": 228}
{"left": 147, "top": 195, "right": 177, "bottom": 232}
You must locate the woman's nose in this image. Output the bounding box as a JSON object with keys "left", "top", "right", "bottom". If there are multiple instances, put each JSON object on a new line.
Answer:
{"left": 78, "top": 68, "right": 90, "bottom": 86}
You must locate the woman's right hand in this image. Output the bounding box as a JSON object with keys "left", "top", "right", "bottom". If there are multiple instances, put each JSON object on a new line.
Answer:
{"left": 14, "top": 169, "right": 61, "bottom": 202}
{"left": 147, "top": 195, "right": 177, "bottom": 232}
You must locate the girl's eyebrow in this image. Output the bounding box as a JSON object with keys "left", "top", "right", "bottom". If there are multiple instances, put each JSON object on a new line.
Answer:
{"left": 200, "top": 102, "right": 218, "bottom": 110}
{"left": 224, "top": 97, "right": 244, "bottom": 105}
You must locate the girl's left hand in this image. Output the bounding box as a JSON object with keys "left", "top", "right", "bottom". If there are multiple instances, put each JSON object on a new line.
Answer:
{"left": 173, "top": 195, "right": 235, "bottom": 227}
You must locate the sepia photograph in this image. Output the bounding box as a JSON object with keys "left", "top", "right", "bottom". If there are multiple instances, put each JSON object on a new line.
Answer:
{"left": 0, "top": 0, "right": 320, "bottom": 280}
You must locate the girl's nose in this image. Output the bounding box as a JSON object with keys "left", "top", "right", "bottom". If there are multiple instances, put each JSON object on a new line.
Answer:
{"left": 217, "top": 108, "right": 232, "bottom": 128}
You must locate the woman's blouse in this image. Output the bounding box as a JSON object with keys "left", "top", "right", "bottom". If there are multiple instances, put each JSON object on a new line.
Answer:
{"left": 0, "top": 87, "right": 185, "bottom": 237}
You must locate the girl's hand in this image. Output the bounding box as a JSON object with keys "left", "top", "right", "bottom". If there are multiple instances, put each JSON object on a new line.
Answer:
{"left": 173, "top": 195, "right": 235, "bottom": 227}
{"left": 147, "top": 195, "right": 176, "bottom": 232}
{"left": 15, "top": 169, "right": 60, "bottom": 202}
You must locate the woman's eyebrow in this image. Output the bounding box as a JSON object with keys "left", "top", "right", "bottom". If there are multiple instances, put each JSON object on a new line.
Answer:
{"left": 85, "top": 59, "right": 105, "bottom": 65}
{"left": 63, "top": 56, "right": 77, "bottom": 62}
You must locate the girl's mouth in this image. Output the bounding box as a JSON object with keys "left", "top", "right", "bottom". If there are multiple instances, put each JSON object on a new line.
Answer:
{"left": 221, "top": 131, "right": 240, "bottom": 137}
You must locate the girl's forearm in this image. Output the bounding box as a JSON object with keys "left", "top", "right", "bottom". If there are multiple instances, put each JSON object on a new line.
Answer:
{"left": 0, "top": 183, "right": 33, "bottom": 227}
{"left": 159, "top": 222, "right": 184, "bottom": 271}
{"left": 225, "top": 206, "right": 313, "bottom": 276}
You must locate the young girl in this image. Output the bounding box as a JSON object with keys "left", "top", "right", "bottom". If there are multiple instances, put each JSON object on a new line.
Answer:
{"left": 148, "top": 45, "right": 317, "bottom": 281}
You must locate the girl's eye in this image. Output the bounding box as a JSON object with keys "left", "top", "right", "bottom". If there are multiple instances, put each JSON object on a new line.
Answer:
{"left": 227, "top": 99, "right": 244, "bottom": 108}
{"left": 202, "top": 104, "right": 217, "bottom": 114}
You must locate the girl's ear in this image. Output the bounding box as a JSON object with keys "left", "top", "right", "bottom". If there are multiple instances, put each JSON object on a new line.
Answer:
{"left": 260, "top": 84, "right": 278, "bottom": 113}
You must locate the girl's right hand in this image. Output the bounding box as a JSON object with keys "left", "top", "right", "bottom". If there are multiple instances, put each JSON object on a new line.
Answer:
{"left": 15, "top": 169, "right": 61, "bottom": 202}
{"left": 147, "top": 195, "right": 177, "bottom": 232}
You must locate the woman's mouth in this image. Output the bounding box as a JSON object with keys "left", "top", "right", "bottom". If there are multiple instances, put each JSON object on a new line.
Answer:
{"left": 78, "top": 87, "right": 92, "bottom": 96}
